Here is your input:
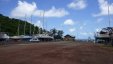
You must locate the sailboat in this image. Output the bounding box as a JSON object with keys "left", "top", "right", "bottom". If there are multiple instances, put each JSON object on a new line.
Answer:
{"left": 33, "top": 11, "right": 54, "bottom": 41}
{"left": 29, "top": 15, "right": 40, "bottom": 42}
{"left": 10, "top": 16, "right": 32, "bottom": 41}
{"left": 20, "top": 15, "right": 32, "bottom": 41}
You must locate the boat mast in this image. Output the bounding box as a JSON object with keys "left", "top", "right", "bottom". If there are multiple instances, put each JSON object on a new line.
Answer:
{"left": 17, "top": 19, "right": 20, "bottom": 36}
{"left": 45, "top": 13, "right": 47, "bottom": 34}
{"left": 30, "top": 15, "right": 32, "bottom": 35}
{"left": 33, "top": 24, "right": 35, "bottom": 35}
{"left": 39, "top": 12, "right": 43, "bottom": 34}
{"left": 24, "top": 14, "right": 27, "bottom": 35}
{"left": 42, "top": 11, "right": 45, "bottom": 34}
{"left": 108, "top": 0, "right": 111, "bottom": 27}
{"left": 32, "top": 18, "right": 35, "bottom": 35}
{"left": 39, "top": 12, "right": 42, "bottom": 34}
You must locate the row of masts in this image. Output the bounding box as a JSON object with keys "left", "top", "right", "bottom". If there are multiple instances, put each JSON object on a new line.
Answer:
{"left": 0, "top": 12, "right": 47, "bottom": 36}
{"left": 17, "top": 11, "right": 46, "bottom": 36}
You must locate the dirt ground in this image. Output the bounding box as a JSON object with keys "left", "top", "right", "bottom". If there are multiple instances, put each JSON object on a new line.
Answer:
{"left": 0, "top": 41, "right": 113, "bottom": 64}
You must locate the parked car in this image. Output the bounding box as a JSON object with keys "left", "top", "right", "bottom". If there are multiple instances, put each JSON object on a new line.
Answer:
{"left": 29, "top": 38, "right": 40, "bottom": 42}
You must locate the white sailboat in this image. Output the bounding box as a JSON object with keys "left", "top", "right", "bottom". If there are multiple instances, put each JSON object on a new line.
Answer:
{"left": 29, "top": 15, "right": 40, "bottom": 42}
{"left": 20, "top": 15, "right": 32, "bottom": 41}
{"left": 33, "top": 11, "right": 54, "bottom": 41}
{"left": 10, "top": 17, "right": 32, "bottom": 41}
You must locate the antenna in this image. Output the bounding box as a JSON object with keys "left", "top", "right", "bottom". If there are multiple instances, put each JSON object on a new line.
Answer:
{"left": 108, "top": 0, "right": 111, "bottom": 27}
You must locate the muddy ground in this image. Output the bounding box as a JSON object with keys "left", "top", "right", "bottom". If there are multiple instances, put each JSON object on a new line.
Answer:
{"left": 0, "top": 41, "right": 113, "bottom": 64}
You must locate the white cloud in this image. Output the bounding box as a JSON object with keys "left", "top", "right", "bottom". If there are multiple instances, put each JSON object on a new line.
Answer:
{"left": 34, "top": 6, "right": 69, "bottom": 18}
{"left": 67, "top": 0, "right": 87, "bottom": 10}
{"left": 64, "top": 19, "right": 75, "bottom": 25}
{"left": 34, "top": 20, "right": 42, "bottom": 28}
{"left": 11, "top": 1, "right": 37, "bottom": 18}
{"left": 69, "top": 28, "right": 76, "bottom": 32}
{"left": 93, "top": 0, "right": 113, "bottom": 17}
{"left": 11, "top": 1, "right": 69, "bottom": 18}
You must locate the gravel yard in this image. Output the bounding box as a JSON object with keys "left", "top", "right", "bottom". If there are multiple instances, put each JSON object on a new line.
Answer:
{"left": 0, "top": 41, "right": 113, "bottom": 64}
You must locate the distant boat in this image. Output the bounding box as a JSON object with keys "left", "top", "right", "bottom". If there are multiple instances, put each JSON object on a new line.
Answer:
{"left": 34, "top": 34, "right": 53, "bottom": 41}
{"left": 10, "top": 36, "right": 21, "bottom": 40}
{"left": 10, "top": 35, "right": 32, "bottom": 41}
{"left": 20, "top": 35, "right": 32, "bottom": 41}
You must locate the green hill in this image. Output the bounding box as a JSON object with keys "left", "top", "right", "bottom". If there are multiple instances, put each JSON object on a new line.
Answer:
{"left": 0, "top": 14, "right": 42, "bottom": 36}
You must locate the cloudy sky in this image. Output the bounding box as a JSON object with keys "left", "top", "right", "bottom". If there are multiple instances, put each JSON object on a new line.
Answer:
{"left": 0, "top": 0, "right": 113, "bottom": 39}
